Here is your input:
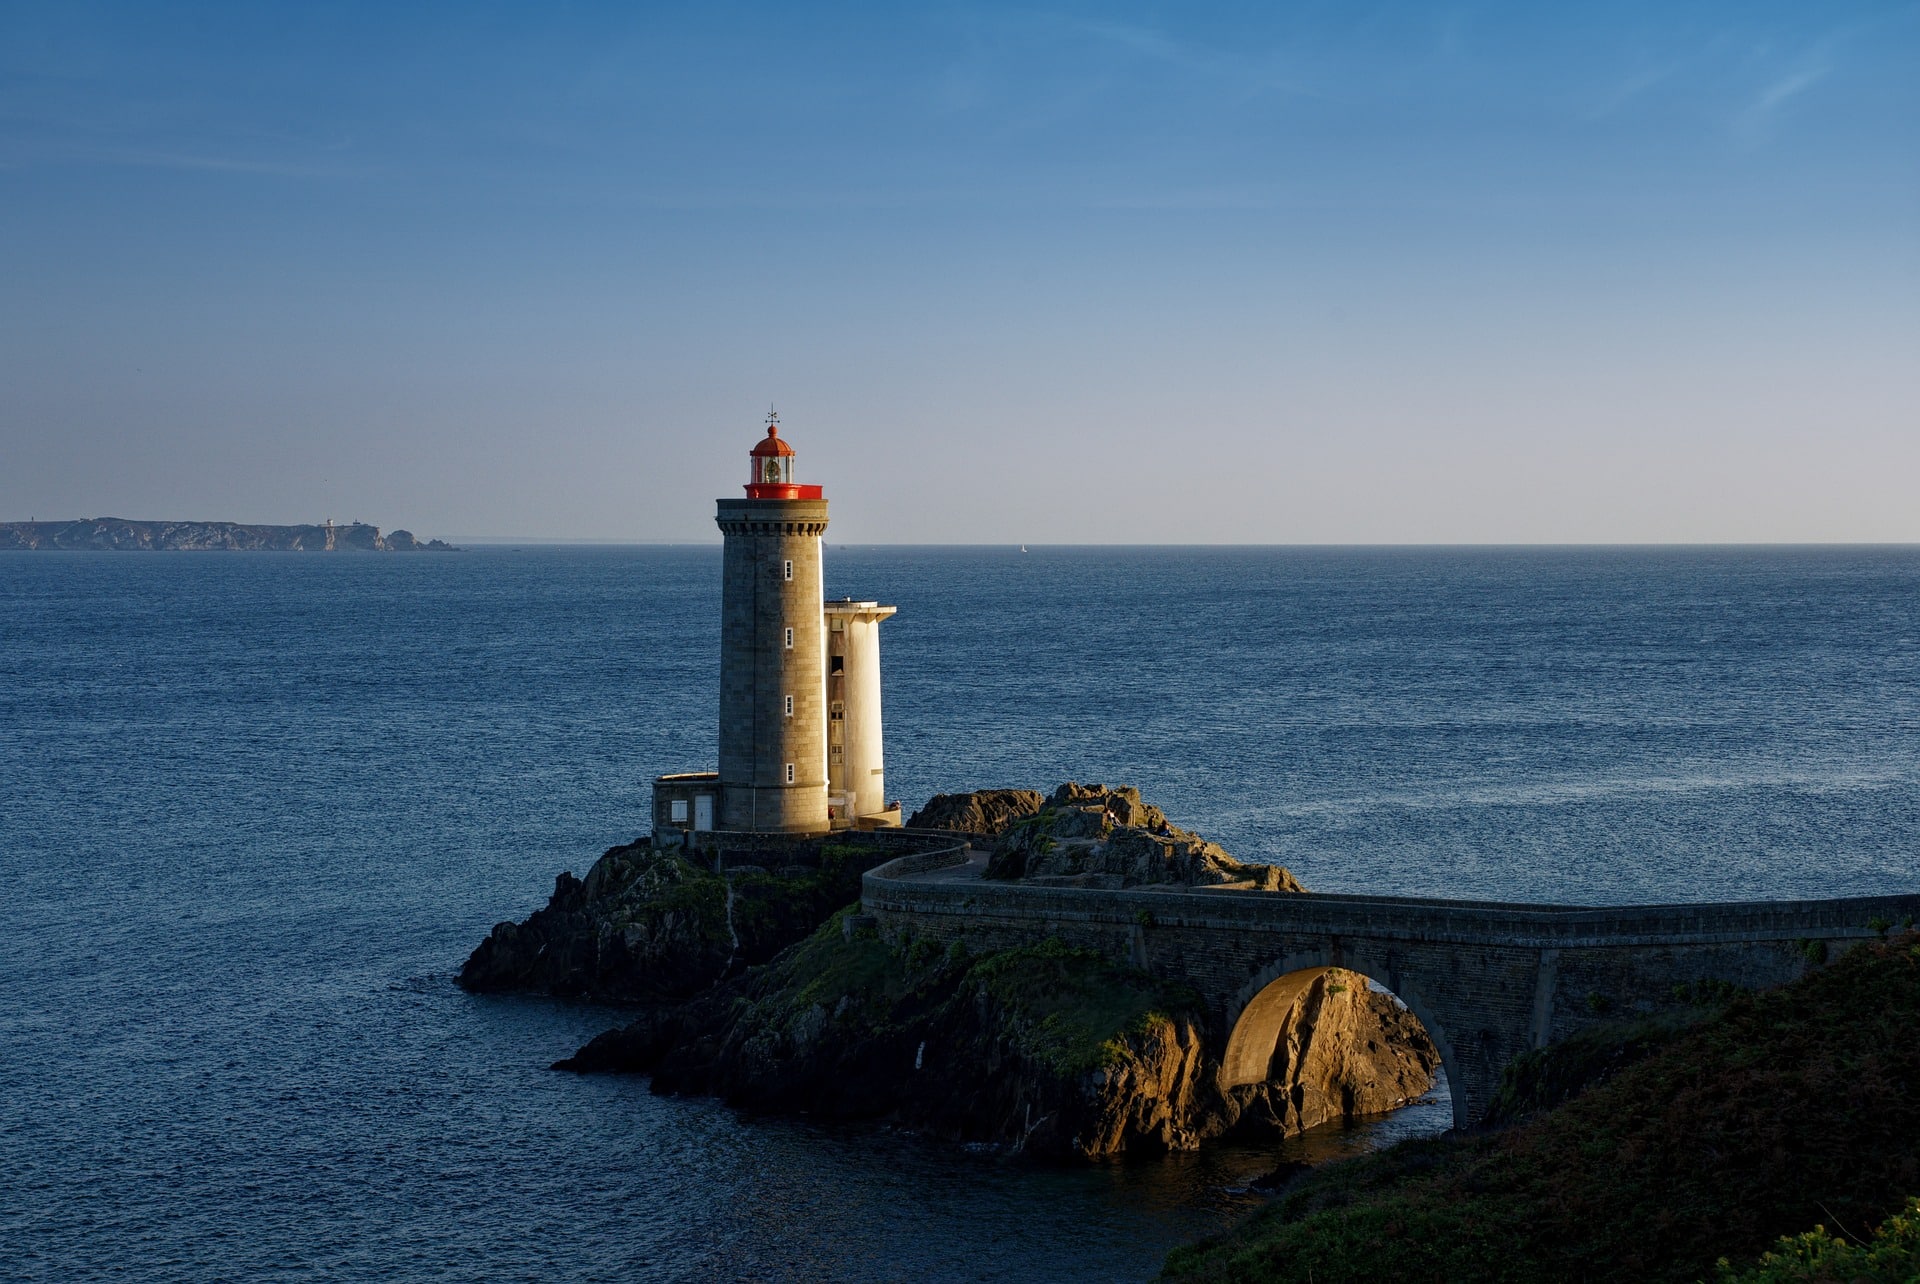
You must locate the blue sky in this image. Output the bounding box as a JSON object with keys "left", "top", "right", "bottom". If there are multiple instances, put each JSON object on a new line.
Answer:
{"left": 3, "top": 1, "right": 1915, "bottom": 542}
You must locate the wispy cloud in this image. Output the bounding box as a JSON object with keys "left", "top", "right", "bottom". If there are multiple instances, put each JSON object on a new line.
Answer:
{"left": 0, "top": 137, "right": 365, "bottom": 179}
{"left": 1731, "top": 58, "right": 1832, "bottom": 147}
{"left": 1749, "top": 65, "right": 1829, "bottom": 117}
{"left": 1722, "top": 11, "right": 1894, "bottom": 148}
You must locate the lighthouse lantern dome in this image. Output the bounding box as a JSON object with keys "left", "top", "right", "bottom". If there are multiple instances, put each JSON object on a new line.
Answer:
{"left": 743, "top": 411, "right": 821, "bottom": 499}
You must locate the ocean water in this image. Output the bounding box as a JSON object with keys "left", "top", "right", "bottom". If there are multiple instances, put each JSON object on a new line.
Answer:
{"left": 2, "top": 545, "right": 1916, "bottom": 1282}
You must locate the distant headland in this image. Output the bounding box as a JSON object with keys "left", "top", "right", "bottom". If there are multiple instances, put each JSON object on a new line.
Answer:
{"left": 0, "top": 518, "right": 457, "bottom": 552}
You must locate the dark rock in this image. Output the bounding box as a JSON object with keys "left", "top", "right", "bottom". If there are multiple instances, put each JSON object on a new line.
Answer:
{"left": 906, "top": 789, "right": 1045, "bottom": 835}
{"left": 1247, "top": 1160, "right": 1313, "bottom": 1193}
{"left": 552, "top": 1009, "right": 677, "bottom": 1073}
{"left": 456, "top": 838, "right": 903, "bottom": 1002}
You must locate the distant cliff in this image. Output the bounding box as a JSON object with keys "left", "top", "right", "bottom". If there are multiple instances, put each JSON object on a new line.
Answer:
{"left": 0, "top": 519, "right": 456, "bottom": 551}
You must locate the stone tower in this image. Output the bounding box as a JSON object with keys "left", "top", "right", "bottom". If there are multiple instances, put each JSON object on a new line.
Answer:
{"left": 651, "top": 411, "right": 900, "bottom": 842}
{"left": 714, "top": 413, "right": 831, "bottom": 832}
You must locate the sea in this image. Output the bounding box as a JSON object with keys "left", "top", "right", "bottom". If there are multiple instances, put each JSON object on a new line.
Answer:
{"left": 3, "top": 545, "right": 1916, "bottom": 1283}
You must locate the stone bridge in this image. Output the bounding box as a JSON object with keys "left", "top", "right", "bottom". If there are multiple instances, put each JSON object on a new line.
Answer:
{"left": 861, "top": 845, "right": 1920, "bottom": 1130}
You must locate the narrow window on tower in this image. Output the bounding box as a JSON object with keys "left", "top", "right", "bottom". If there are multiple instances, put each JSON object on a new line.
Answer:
{"left": 784, "top": 559, "right": 793, "bottom": 581}
{"left": 784, "top": 694, "right": 794, "bottom": 718}
{"left": 784, "top": 627, "right": 794, "bottom": 649}
{"left": 785, "top": 762, "right": 796, "bottom": 785}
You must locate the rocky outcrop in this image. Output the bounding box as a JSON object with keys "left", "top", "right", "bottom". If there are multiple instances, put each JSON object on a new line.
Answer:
{"left": 457, "top": 840, "right": 893, "bottom": 1001}
{"left": 906, "top": 788, "right": 1045, "bottom": 835}
{"left": 558, "top": 916, "right": 1438, "bottom": 1160}
{"left": 1221, "top": 971, "right": 1440, "bottom": 1136}
{"left": 383, "top": 529, "right": 455, "bottom": 551}
{"left": 985, "top": 782, "right": 1304, "bottom": 892}
{"left": 0, "top": 518, "right": 456, "bottom": 551}
{"left": 478, "top": 788, "right": 1428, "bottom": 1162}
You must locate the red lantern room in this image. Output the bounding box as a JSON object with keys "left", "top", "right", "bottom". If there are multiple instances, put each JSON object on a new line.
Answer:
{"left": 745, "top": 411, "right": 823, "bottom": 500}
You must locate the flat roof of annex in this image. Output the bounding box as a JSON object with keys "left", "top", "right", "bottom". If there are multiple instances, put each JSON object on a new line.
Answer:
{"left": 823, "top": 599, "right": 897, "bottom": 617}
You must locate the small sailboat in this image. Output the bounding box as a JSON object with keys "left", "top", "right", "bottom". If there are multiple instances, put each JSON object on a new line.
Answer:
{"left": 1019, "top": 544, "right": 1028, "bottom": 554}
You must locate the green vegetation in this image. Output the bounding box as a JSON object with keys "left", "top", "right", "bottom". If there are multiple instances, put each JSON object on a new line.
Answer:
{"left": 1482, "top": 1010, "right": 1704, "bottom": 1128}
{"left": 1715, "top": 1198, "right": 1920, "bottom": 1283}
{"left": 591, "top": 850, "right": 734, "bottom": 945}
{"left": 672, "top": 841, "right": 883, "bottom": 961}
{"left": 734, "top": 918, "right": 1203, "bottom": 1084}
{"left": 1672, "top": 978, "right": 1750, "bottom": 1007}
{"left": 783, "top": 909, "right": 905, "bottom": 1012}
{"left": 1161, "top": 934, "right": 1920, "bottom": 1284}
{"left": 968, "top": 935, "right": 1201, "bottom": 1077}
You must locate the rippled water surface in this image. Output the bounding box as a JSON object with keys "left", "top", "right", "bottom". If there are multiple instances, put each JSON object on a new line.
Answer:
{"left": 3, "top": 546, "right": 1916, "bottom": 1281}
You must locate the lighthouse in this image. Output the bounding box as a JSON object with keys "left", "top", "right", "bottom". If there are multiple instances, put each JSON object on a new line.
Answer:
{"left": 653, "top": 412, "right": 900, "bottom": 840}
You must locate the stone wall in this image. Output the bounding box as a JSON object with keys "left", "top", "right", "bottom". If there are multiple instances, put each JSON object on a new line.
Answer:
{"left": 653, "top": 825, "right": 965, "bottom": 869}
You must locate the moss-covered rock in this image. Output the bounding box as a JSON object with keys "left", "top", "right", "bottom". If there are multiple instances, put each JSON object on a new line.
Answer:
{"left": 455, "top": 840, "right": 890, "bottom": 1001}
{"left": 560, "top": 917, "right": 1435, "bottom": 1161}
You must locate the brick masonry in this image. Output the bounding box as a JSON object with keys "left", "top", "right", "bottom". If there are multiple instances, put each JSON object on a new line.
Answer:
{"left": 862, "top": 850, "right": 1920, "bottom": 1128}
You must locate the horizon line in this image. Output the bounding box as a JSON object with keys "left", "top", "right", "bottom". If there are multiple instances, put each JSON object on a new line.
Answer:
{"left": 442, "top": 537, "right": 1920, "bottom": 549}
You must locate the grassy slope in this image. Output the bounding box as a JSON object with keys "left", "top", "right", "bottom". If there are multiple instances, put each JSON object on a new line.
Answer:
{"left": 1163, "top": 934, "right": 1920, "bottom": 1284}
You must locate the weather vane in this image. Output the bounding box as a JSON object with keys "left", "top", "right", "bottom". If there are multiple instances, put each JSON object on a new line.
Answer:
{"left": 766, "top": 405, "right": 779, "bottom": 428}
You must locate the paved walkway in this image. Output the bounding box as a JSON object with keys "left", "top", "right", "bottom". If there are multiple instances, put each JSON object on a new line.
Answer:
{"left": 907, "top": 847, "right": 989, "bottom": 882}
{"left": 895, "top": 846, "right": 1269, "bottom": 894}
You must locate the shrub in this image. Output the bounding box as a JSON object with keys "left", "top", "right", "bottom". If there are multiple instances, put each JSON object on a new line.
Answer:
{"left": 1714, "top": 1197, "right": 1920, "bottom": 1282}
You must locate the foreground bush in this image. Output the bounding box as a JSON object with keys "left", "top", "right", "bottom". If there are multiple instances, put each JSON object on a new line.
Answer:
{"left": 1715, "top": 1197, "right": 1920, "bottom": 1283}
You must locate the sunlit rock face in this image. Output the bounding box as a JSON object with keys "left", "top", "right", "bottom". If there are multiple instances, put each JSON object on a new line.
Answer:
{"left": 984, "top": 782, "right": 1305, "bottom": 892}
{"left": 1219, "top": 970, "right": 1441, "bottom": 1139}
{"left": 1062, "top": 969, "right": 1438, "bottom": 1156}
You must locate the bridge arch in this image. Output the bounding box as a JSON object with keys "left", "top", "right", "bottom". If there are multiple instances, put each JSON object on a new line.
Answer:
{"left": 1222, "top": 949, "right": 1465, "bottom": 1131}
